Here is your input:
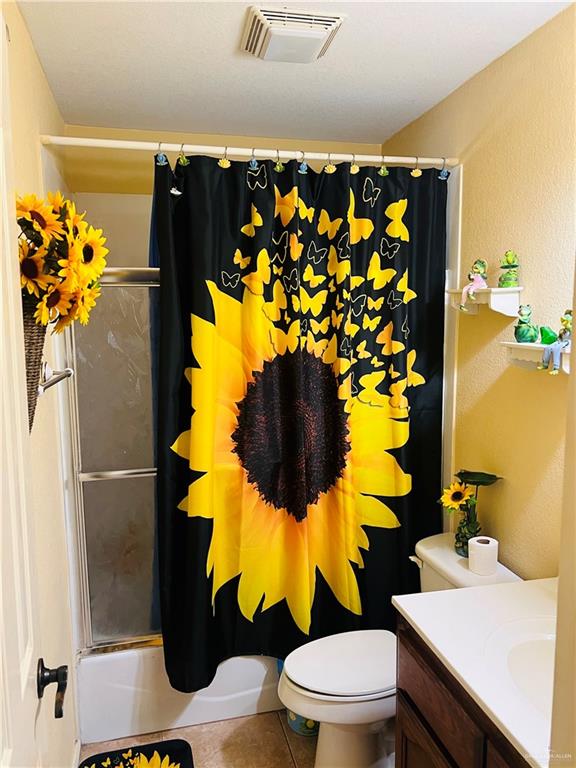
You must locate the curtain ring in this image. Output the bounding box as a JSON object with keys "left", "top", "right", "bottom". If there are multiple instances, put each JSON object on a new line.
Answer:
{"left": 438, "top": 157, "right": 449, "bottom": 180}
{"left": 177, "top": 143, "right": 190, "bottom": 166}
{"left": 274, "top": 148, "right": 285, "bottom": 172}
{"left": 350, "top": 154, "right": 359, "bottom": 175}
{"left": 324, "top": 152, "right": 336, "bottom": 174}
{"left": 298, "top": 150, "right": 308, "bottom": 175}
{"left": 218, "top": 147, "right": 231, "bottom": 168}
{"left": 156, "top": 142, "right": 168, "bottom": 166}
{"left": 411, "top": 156, "right": 422, "bottom": 178}
{"left": 378, "top": 154, "right": 389, "bottom": 177}
{"left": 249, "top": 148, "right": 258, "bottom": 170}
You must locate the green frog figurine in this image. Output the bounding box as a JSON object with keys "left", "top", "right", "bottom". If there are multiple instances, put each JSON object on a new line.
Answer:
{"left": 514, "top": 305, "right": 539, "bottom": 343}
{"left": 498, "top": 250, "right": 520, "bottom": 288}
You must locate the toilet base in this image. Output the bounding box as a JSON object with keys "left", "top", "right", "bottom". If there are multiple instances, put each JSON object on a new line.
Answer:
{"left": 314, "top": 721, "right": 394, "bottom": 768}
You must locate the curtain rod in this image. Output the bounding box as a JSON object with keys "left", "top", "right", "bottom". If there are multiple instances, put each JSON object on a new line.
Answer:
{"left": 40, "top": 135, "right": 459, "bottom": 167}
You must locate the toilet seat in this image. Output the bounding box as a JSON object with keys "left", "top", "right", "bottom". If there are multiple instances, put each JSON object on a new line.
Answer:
{"left": 283, "top": 629, "right": 396, "bottom": 700}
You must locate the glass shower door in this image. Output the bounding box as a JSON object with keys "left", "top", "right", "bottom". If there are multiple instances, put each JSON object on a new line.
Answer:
{"left": 69, "top": 276, "right": 160, "bottom": 647}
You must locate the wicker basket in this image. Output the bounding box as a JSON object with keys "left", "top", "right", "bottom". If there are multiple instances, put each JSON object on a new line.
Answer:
{"left": 22, "top": 294, "right": 47, "bottom": 431}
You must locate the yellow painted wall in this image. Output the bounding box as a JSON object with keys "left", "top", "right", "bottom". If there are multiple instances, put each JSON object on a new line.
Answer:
{"left": 59, "top": 124, "right": 381, "bottom": 194}
{"left": 3, "top": 2, "right": 79, "bottom": 764}
{"left": 383, "top": 7, "right": 576, "bottom": 579}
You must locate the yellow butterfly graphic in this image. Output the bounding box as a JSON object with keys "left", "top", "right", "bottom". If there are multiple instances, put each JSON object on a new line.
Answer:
{"left": 368, "top": 296, "right": 384, "bottom": 310}
{"left": 371, "top": 356, "right": 385, "bottom": 368}
{"left": 407, "top": 349, "right": 426, "bottom": 387}
{"left": 388, "top": 362, "right": 401, "bottom": 380}
{"left": 299, "top": 287, "right": 327, "bottom": 316}
{"left": 335, "top": 295, "right": 345, "bottom": 310}
{"left": 356, "top": 340, "right": 371, "bottom": 359}
{"left": 101, "top": 760, "right": 111, "bottom": 768}
{"left": 367, "top": 252, "right": 396, "bottom": 290}
{"left": 376, "top": 321, "right": 406, "bottom": 355}
{"left": 233, "top": 248, "right": 251, "bottom": 269}
{"left": 358, "top": 371, "right": 388, "bottom": 407}
{"left": 263, "top": 279, "right": 288, "bottom": 322}
{"left": 273, "top": 264, "right": 283, "bottom": 275}
{"left": 304, "top": 331, "right": 329, "bottom": 356}
{"left": 397, "top": 269, "right": 417, "bottom": 303}
{"left": 270, "top": 320, "right": 300, "bottom": 355}
{"left": 240, "top": 203, "right": 263, "bottom": 237}
{"left": 389, "top": 377, "right": 409, "bottom": 409}
{"left": 347, "top": 190, "right": 374, "bottom": 245}
{"left": 385, "top": 199, "right": 409, "bottom": 242}
{"left": 310, "top": 316, "right": 330, "bottom": 334}
{"left": 351, "top": 275, "right": 365, "bottom": 289}
{"left": 298, "top": 198, "right": 315, "bottom": 222}
{"left": 289, "top": 232, "right": 303, "bottom": 261}
{"left": 327, "top": 246, "right": 351, "bottom": 284}
{"left": 363, "top": 314, "right": 380, "bottom": 331}
{"left": 344, "top": 312, "right": 361, "bottom": 338}
{"left": 241, "top": 249, "right": 271, "bottom": 295}
{"left": 331, "top": 310, "right": 344, "bottom": 329}
{"left": 342, "top": 288, "right": 351, "bottom": 299}
{"left": 122, "top": 751, "right": 132, "bottom": 760}
{"left": 303, "top": 263, "right": 326, "bottom": 287}
{"left": 274, "top": 185, "right": 298, "bottom": 226}
{"left": 318, "top": 209, "right": 343, "bottom": 240}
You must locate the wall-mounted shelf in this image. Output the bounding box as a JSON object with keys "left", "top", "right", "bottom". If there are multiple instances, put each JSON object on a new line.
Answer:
{"left": 500, "top": 341, "right": 571, "bottom": 374}
{"left": 447, "top": 287, "right": 523, "bottom": 317}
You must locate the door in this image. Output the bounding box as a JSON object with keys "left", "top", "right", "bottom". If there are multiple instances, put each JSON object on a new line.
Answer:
{"left": 1, "top": 10, "right": 78, "bottom": 767}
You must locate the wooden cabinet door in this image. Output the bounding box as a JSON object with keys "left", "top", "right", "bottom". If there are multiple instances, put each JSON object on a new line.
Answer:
{"left": 396, "top": 691, "right": 458, "bottom": 768}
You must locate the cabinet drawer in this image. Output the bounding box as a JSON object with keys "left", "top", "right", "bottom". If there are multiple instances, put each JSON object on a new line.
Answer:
{"left": 397, "top": 623, "right": 484, "bottom": 768}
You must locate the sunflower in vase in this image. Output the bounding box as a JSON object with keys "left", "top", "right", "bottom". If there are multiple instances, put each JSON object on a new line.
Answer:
{"left": 440, "top": 470, "right": 501, "bottom": 557}
{"left": 17, "top": 192, "right": 108, "bottom": 332}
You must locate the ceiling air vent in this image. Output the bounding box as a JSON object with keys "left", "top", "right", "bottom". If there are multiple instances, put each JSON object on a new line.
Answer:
{"left": 241, "top": 6, "right": 345, "bottom": 63}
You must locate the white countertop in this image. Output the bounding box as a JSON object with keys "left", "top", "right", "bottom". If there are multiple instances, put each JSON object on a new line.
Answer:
{"left": 393, "top": 578, "right": 557, "bottom": 768}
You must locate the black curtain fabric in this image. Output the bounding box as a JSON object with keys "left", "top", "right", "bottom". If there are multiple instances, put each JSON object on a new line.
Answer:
{"left": 152, "top": 158, "right": 447, "bottom": 692}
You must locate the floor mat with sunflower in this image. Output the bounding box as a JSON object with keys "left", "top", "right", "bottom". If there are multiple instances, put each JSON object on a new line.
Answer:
{"left": 79, "top": 738, "right": 193, "bottom": 768}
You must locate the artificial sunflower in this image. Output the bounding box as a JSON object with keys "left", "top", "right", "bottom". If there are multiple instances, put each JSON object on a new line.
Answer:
{"left": 171, "top": 280, "right": 412, "bottom": 634}
{"left": 33, "top": 282, "right": 74, "bottom": 326}
{"left": 47, "top": 190, "right": 65, "bottom": 213}
{"left": 133, "top": 751, "right": 180, "bottom": 768}
{"left": 440, "top": 481, "right": 474, "bottom": 511}
{"left": 74, "top": 284, "right": 101, "bottom": 325}
{"left": 19, "top": 240, "right": 55, "bottom": 297}
{"left": 16, "top": 193, "right": 65, "bottom": 243}
{"left": 74, "top": 225, "right": 108, "bottom": 283}
{"left": 63, "top": 200, "right": 87, "bottom": 238}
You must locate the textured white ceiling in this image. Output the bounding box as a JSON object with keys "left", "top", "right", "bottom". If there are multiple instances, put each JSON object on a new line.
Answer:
{"left": 18, "top": 1, "right": 569, "bottom": 143}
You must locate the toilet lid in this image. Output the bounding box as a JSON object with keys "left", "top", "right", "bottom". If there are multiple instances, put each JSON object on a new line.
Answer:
{"left": 283, "top": 630, "right": 396, "bottom": 697}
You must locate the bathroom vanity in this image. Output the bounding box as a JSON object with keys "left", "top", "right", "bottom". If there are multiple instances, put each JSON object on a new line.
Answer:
{"left": 393, "top": 578, "right": 557, "bottom": 768}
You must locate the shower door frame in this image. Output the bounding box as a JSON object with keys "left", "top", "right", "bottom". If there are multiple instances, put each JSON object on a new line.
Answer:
{"left": 56, "top": 267, "right": 161, "bottom": 654}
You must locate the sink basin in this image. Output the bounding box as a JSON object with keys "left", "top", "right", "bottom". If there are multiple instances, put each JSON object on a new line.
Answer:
{"left": 484, "top": 616, "right": 556, "bottom": 715}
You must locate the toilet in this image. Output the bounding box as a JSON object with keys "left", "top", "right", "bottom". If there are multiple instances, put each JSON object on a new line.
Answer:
{"left": 277, "top": 532, "right": 521, "bottom": 768}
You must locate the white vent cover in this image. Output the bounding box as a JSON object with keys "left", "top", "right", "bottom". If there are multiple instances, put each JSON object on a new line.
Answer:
{"left": 241, "top": 6, "right": 345, "bottom": 63}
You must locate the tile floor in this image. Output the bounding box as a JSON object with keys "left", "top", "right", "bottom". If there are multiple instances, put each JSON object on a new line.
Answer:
{"left": 79, "top": 710, "right": 317, "bottom": 768}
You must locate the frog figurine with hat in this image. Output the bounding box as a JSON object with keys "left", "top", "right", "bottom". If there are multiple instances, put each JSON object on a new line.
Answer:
{"left": 498, "top": 250, "right": 520, "bottom": 288}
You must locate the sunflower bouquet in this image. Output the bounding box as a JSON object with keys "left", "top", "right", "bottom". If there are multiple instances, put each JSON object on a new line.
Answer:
{"left": 440, "top": 470, "right": 501, "bottom": 557}
{"left": 17, "top": 191, "right": 108, "bottom": 332}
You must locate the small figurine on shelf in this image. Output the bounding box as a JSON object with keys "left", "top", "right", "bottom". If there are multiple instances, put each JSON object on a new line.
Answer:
{"left": 537, "top": 309, "right": 572, "bottom": 375}
{"left": 498, "top": 250, "right": 520, "bottom": 287}
{"left": 459, "top": 259, "right": 488, "bottom": 311}
{"left": 514, "top": 305, "right": 539, "bottom": 343}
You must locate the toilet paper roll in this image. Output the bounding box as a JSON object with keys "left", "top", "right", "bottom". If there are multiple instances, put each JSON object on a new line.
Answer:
{"left": 468, "top": 536, "right": 499, "bottom": 576}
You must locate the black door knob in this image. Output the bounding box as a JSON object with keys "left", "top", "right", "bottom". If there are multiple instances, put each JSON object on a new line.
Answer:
{"left": 37, "top": 658, "right": 68, "bottom": 719}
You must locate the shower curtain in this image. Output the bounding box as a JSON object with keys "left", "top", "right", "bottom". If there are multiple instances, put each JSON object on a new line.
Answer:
{"left": 152, "top": 157, "right": 447, "bottom": 692}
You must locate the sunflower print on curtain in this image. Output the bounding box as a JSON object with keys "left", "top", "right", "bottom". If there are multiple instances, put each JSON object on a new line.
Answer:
{"left": 152, "top": 158, "right": 448, "bottom": 692}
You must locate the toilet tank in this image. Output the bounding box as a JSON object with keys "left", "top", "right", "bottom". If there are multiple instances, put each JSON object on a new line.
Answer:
{"left": 413, "top": 533, "right": 521, "bottom": 592}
